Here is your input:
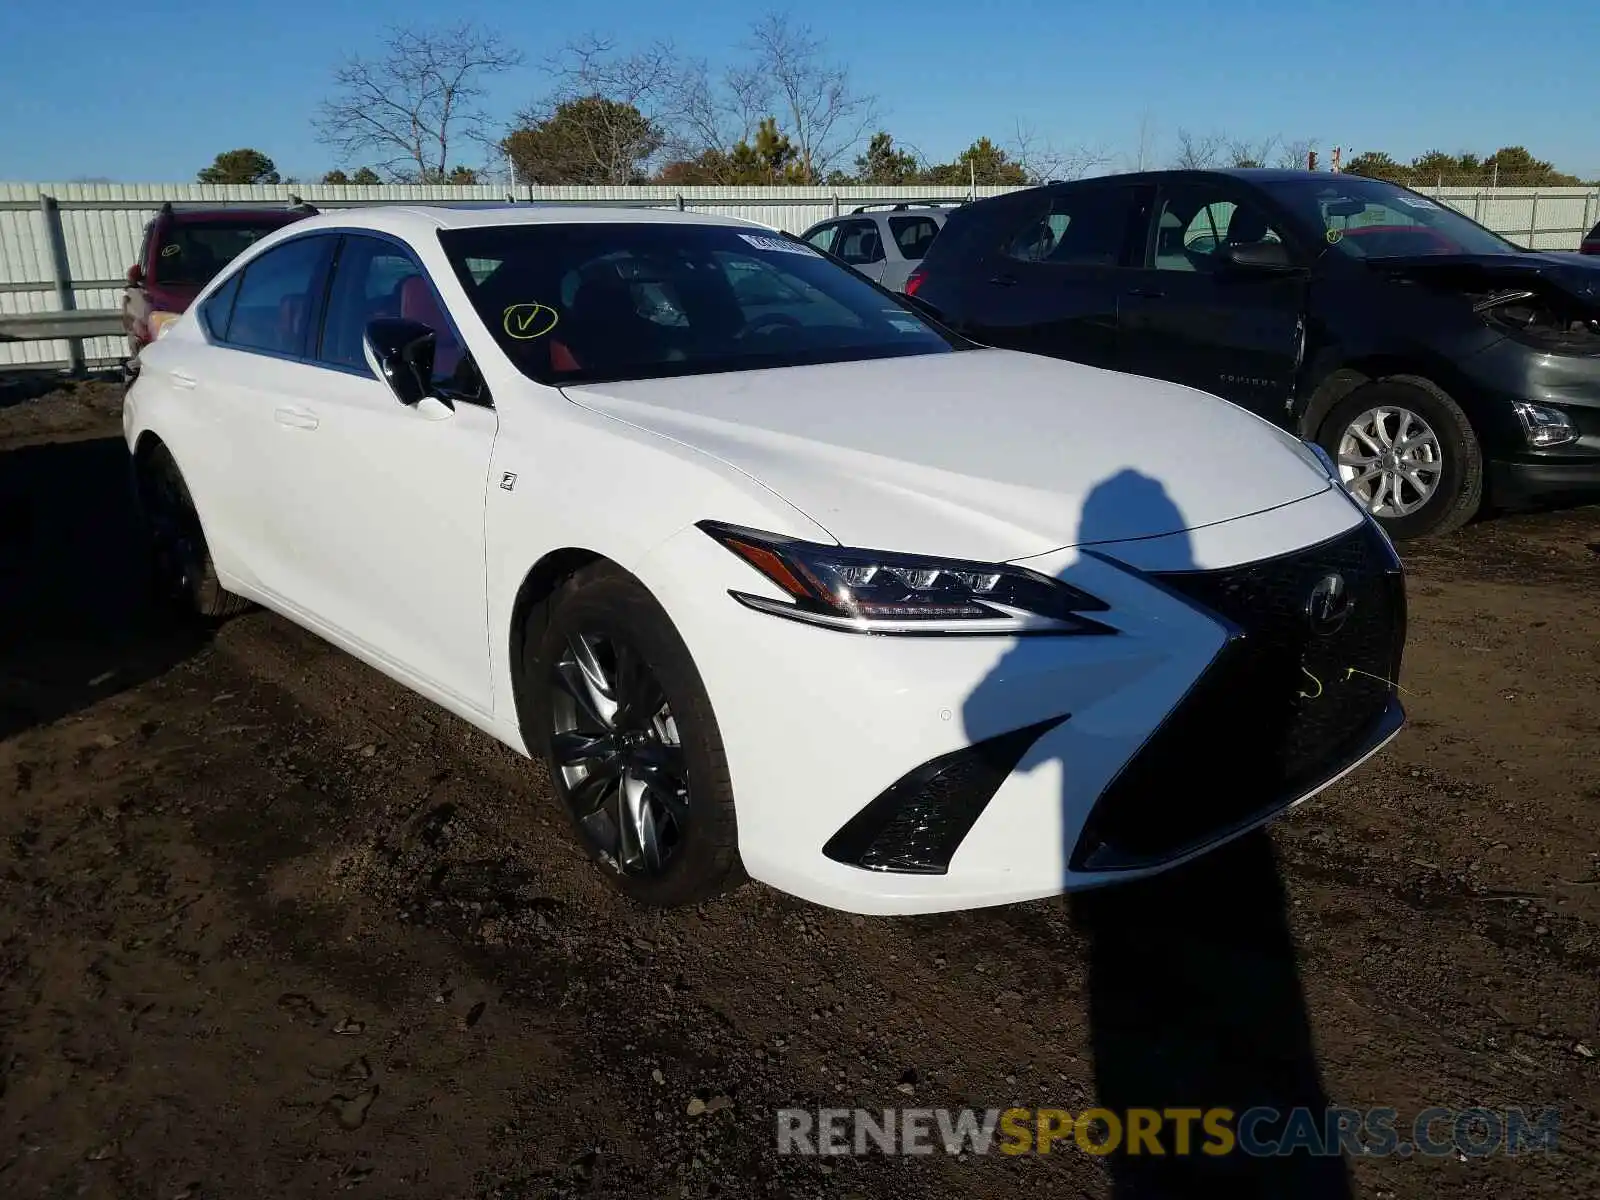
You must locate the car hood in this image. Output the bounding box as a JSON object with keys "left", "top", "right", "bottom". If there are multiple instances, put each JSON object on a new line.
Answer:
{"left": 561, "top": 349, "right": 1332, "bottom": 562}
{"left": 1368, "top": 251, "right": 1600, "bottom": 310}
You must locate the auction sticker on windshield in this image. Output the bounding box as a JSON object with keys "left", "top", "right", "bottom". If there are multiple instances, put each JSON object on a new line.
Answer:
{"left": 739, "top": 234, "right": 822, "bottom": 257}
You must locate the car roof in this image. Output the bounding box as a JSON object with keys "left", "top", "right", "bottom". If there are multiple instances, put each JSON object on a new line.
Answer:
{"left": 1037, "top": 168, "right": 1346, "bottom": 188}
{"left": 280, "top": 204, "right": 771, "bottom": 239}
{"left": 801, "top": 206, "right": 948, "bottom": 232}
{"left": 164, "top": 207, "right": 309, "bottom": 224}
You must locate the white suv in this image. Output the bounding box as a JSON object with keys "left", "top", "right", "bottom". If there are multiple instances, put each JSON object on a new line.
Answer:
{"left": 799, "top": 203, "right": 954, "bottom": 292}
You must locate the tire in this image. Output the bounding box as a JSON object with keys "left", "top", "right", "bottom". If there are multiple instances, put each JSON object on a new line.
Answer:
{"left": 526, "top": 563, "right": 744, "bottom": 907}
{"left": 1317, "top": 376, "right": 1483, "bottom": 540}
{"left": 136, "top": 443, "right": 251, "bottom": 620}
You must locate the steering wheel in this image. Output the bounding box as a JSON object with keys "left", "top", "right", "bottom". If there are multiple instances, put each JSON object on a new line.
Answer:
{"left": 742, "top": 313, "right": 803, "bottom": 339}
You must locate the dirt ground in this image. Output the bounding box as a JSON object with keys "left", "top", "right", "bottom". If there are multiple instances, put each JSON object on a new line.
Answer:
{"left": 2, "top": 377, "right": 1597, "bottom": 1200}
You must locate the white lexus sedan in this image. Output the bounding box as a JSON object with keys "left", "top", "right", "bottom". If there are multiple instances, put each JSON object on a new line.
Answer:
{"left": 123, "top": 204, "right": 1406, "bottom": 915}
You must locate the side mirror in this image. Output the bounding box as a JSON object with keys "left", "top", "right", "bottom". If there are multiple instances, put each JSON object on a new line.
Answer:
{"left": 127, "top": 264, "right": 144, "bottom": 286}
{"left": 363, "top": 318, "right": 437, "bottom": 406}
{"left": 1217, "top": 240, "right": 1299, "bottom": 273}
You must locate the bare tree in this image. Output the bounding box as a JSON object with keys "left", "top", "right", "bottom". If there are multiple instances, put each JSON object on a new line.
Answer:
{"left": 1009, "top": 119, "right": 1110, "bottom": 184}
{"left": 1277, "top": 137, "right": 1319, "bottom": 170}
{"left": 314, "top": 24, "right": 522, "bottom": 182}
{"left": 520, "top": 34, "right": 785, "bottom": 182}
{"left": 1226, "top": 135, "right": 1280, "bottom": 169}
{"left": 513, "top": 36, "right": 688, "bottom": 182}
{"left": 670, "top": 56, "right": 772, "bottom": 163}
{"left": 1172, "top": 128, "right": 1226, "bottom": 170}
{"left": 745, "top": 12, "right": 875, "bottom": 182}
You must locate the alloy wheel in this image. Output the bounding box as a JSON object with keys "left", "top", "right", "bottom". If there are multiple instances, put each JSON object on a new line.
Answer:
{"left": 1336, "top": 405, "right": 1444, "bottom": 518}
{"left": 549, "top": 631, "right": 690, "bottom": 875}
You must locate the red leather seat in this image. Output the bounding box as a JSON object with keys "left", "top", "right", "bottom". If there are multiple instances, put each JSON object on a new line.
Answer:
{"left": 549, "top": 339, "right": 580, "bottom": 371}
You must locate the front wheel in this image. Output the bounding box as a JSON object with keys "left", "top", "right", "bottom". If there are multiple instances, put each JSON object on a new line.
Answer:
{"left": 528, "top": 564, "right": 743, "bottom": 907}
{"left": 1319, "top": 377, "right": 1483, "bottom": 540}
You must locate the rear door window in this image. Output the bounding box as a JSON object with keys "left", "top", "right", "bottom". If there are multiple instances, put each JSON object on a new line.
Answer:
{"left": 199, "top": 272, "right": 243, "bottom": 340}
{"left": 888, "top": 215, "right": 940, "bottom": 261}
{"left": 1001, "top": 187, "right": 1150, "bottom": 268}
{"left": 223, "top": 235, "right": 335, "bottom": 358}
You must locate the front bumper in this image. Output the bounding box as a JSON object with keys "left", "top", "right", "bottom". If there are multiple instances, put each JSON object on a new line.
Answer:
{"left": 637, "top": 488, "right": 1404, "bottom": 915}
{"left": 1488, "top": 455, "right": 1600, "bottom": 504}
{"left": 1465, "top": 335, "right": 1600, "bottom": 502}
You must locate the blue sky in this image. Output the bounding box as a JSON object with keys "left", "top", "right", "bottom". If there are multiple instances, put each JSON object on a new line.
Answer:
{"left": 2, "top": 0, "right": 1596, "bottom": 182}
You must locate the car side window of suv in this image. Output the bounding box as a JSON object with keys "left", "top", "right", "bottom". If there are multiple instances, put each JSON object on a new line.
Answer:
{"left": 804, "top": 223, "right": 839, "bottom": 254}
{"left": 317, "top": 234, "right": 466, "bottom": 386}
{"left": 1153, "top": 185, "right": 1285, "bottom": 273}
{"left": 888, "top": 215, "right": 940, "bottom": 261}
{"left": 1001, "top": 188, "right": 1144, "bottom": 267}
{"left": 221, "top": 235, "right": 335, "bottom": 358}
{"left": 834, "top": 220, "right": 886, "bottom": 265}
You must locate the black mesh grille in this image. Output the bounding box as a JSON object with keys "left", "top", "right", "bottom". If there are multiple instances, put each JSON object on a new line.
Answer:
{"left": 1073, "top": 520, "right": 1405, "bottom": 870}
{"left": 824, "top": 716, "right": 1068, "bottom": 874}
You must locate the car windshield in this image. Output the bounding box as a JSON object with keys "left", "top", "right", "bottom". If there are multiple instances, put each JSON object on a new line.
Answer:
{"left": 1260, "top": 177, "right": 1523, "bottom": 259}
{"left": 153, "top": 221, "right": 285, "bottom": 286}
{"left": 438, "top": 222, "right": 964, "bottom": 385}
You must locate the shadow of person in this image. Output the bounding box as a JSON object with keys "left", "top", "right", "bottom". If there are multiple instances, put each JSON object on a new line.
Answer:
{"left": 963, "top": 467, "right": 1350, "bottom": 1198}
{"left": 0, "top": 435, "right": 210, "bottom": 739}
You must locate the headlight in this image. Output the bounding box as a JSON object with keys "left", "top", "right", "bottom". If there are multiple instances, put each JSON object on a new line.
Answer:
{"left": 1512, "top": 401, "right": 1579, "bottom": 449}
{"left": 697, "top": 521, "right": 1114, "bottom": 636}
{"left": 150, "top": 311, "right": 180, "bottom": 339}
{"left": 1476, "top": 289, "right": 1600, "bottom": 352}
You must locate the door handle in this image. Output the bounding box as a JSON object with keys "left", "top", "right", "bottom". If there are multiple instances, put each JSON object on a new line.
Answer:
{"left": 988, "top": 274, "right": 1019, "bottom": 287}
{"left": 170, "top": 370, "right": 198, "bottom": 390}
{"left": 274, "top": 406, "right": 319, "bottom": 431}
{"left": 1124, "top": 287, "right": 1165, "bottom": 299}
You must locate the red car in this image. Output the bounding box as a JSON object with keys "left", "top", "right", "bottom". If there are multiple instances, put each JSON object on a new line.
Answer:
{"left": 122, "top": 200, "right": 316, "bottom": 360}
{"left": 1583, "top": 220, "right": 1600, "bottom": 255}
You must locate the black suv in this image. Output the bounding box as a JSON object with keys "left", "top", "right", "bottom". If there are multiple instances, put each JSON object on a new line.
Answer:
{"left": 909, "top": 170, "right": 1600, "bottom": 538}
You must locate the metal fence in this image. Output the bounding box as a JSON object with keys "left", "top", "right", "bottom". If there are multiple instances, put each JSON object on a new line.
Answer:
{"left": 3, "top": 180, "right": 1597, "bottom": 370}
{"left": 1415, "top": 185, "right": 1599, "bottom": 251}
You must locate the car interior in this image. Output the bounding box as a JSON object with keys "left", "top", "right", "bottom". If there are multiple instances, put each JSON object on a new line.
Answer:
{"left": 835, "top": 223, "right": 884, "bottom": 264}
{"left": 891, "top": 218, "right": 940, "bottom": 260}
{"left": 452, "top": 237, "right": 938, "bottom": 381}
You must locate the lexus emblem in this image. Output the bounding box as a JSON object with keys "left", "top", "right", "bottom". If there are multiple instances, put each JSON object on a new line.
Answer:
{"left": 1305, "top": 573, "right": 1353, "bottom": 635}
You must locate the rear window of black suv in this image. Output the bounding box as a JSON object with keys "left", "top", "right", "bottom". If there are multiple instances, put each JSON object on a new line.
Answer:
{"left": 440, "top": 223, "right": 965, "bottom": 385}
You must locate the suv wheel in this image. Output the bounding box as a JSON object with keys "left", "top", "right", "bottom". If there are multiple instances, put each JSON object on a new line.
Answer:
{"left": 1319, "top": 376, "right": 1483, "bottom": 540}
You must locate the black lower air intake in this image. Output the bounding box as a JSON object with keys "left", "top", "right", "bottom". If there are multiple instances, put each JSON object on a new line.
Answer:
{"left": 823, "top": 715, "right": 1069, "bottom": 874}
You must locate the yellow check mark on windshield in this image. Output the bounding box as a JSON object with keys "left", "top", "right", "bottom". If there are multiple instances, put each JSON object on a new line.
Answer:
{"left": 503, "top": 303, "right": 559, "bottom": 340}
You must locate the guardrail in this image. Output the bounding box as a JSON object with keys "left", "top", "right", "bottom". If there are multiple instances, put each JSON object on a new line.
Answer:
{"left": 0, "top": 309, "right": 122, "bottom": 343}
